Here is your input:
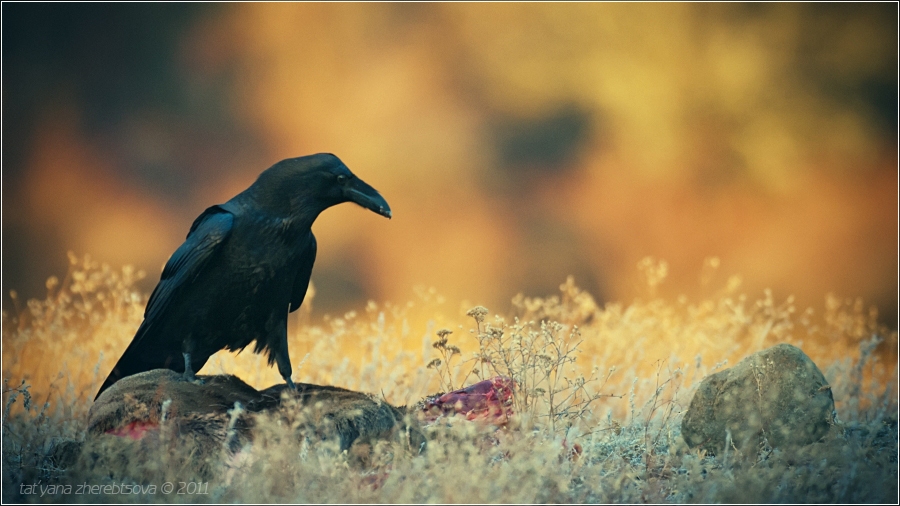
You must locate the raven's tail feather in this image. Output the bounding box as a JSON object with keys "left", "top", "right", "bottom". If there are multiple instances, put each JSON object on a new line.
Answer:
{"left": 94, "top": 324, "right": 185, "bottom": 400}
{"left": 93, "top": 336, "right": 217, "bottom": 400}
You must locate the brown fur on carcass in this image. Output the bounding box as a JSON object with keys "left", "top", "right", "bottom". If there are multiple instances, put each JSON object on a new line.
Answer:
{"left": 70, "top": 370, "right": 425, "bottom": 479}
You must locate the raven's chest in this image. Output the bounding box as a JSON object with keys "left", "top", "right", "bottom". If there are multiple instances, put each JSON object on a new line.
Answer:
{"left": 221, "top": 218, "right": 312, "bottom": 298}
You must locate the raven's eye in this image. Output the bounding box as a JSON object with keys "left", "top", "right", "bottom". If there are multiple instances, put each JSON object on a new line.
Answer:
{"left": 336, "top": 175, "right": 347, "bottom": 184}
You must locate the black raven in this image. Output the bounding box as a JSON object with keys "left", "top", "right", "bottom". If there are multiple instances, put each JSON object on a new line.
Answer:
{"left": 95, "top": 153, "right": 391, "bottom": 400}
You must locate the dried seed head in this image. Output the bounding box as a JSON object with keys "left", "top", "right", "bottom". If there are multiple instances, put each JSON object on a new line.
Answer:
{"left": 466, "top": 306, "right": 489, "bottom": 323}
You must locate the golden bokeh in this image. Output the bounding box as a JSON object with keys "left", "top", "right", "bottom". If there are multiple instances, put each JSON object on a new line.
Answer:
{"left": 2, "top": 3, "right": 897, "bottom": 399}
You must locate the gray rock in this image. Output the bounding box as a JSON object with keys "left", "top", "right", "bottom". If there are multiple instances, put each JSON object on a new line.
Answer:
{"left": 681, "top": 343, "right": 836, "bottom": 455}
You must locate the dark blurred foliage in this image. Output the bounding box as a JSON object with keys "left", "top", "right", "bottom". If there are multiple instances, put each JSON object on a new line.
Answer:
{"left": 3, "top": 3, "right": 264, "bottom": 305}
{"left": 3, "top": 3, "right": 243, "bottom": 187}
{"left": 491, "top": 104, "right": 593, "bottom": 177}
{"left": 788, "top": 3, "right": 898, "bottom": 134}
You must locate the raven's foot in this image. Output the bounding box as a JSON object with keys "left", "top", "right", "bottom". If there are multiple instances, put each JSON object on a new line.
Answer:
{"left": 182, "top": 369, "right": 205, "bottom": 385}
{"left": 183, "top": 372, "right": 205, "bottom": 385}
{"left": 182, "top": 352, "right": 204, "bottom": 384}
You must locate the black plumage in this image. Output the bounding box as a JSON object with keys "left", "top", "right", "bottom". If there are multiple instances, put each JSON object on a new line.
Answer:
{"left": 95, "top": 153, "right": 391, "bottom": 400}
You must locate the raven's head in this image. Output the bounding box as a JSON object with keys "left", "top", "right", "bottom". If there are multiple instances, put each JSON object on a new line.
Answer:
{"left": 253, "top": 153, "right": 392, "bottom": 222}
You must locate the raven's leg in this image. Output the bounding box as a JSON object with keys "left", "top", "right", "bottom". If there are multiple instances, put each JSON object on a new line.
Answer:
{"left": 183, "top": 352, "right": 197, "bottom": 381}
{"left": 276, "top": 350, "right": 296, "bottom": 390}
{"left": 272, "top": 326, "right": 296, "bottom": 390}
{"left": 182, "top": 338, "right": 203, "bottom": 383}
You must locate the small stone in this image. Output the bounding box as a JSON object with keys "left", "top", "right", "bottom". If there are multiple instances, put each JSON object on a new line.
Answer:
{"left": 681, "top": 343, "right": 836, "bottom": 455}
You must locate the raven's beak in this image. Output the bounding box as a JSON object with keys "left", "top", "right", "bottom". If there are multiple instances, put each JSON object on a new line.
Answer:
{"left": 344, "top": 177, "right": 392, "bottom": 219}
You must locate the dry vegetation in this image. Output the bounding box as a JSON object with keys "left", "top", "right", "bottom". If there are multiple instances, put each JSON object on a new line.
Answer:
{"left": 2, "top": 254, "right": 897, "bottom": 503}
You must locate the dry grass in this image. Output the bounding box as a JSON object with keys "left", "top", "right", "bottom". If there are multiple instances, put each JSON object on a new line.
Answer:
{"left": 2, "top": 254, "right": 897, "bottom": 503}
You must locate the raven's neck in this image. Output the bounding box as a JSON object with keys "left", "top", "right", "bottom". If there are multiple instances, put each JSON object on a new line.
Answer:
{"left": 229, "top": 187, "right": 324, "bottom": 231}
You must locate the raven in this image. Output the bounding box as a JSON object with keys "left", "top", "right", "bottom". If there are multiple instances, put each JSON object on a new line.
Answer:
{"left": 95, "top": 154, "right": 390, "bottom": 400}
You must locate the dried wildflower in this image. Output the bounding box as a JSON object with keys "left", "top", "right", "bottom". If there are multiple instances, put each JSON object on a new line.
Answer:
{"left": 4, "top": 253, "right": 897, "bottom": 503}
{"left": 638, "top": 256, "right": 668, "bottom": 289}
{"left": 467, "top": 306, "right": 488, "bottom": 324}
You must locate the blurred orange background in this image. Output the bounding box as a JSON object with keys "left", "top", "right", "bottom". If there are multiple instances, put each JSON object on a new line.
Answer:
{"left": 3, "top": 3, "right": 897, "bottom": 332}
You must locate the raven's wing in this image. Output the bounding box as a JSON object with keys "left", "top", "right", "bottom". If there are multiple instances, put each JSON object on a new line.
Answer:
{"left": 94, "top": 206, "right": 234, "bottom": 400}
{"left": 142, "top": 206, "right": 234, "bottom": 324}
{"left": 289, "top": 233, "right": 317, "bottom": 312}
